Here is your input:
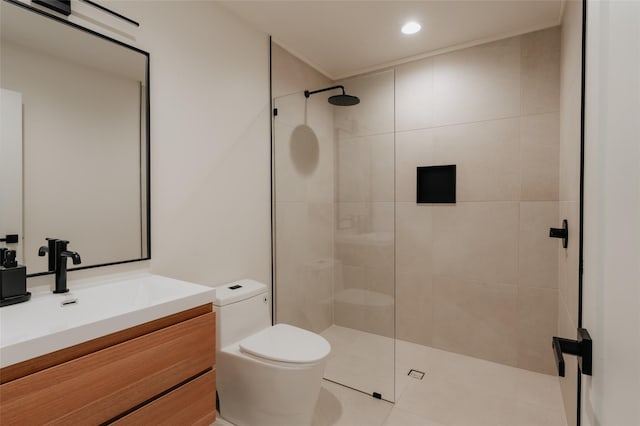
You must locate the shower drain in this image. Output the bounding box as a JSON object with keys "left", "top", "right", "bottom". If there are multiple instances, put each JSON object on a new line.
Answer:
{"left": 408, "top": 369, "right": 425, "bottom": 380}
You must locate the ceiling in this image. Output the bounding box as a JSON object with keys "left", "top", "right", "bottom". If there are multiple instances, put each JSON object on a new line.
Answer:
{"left": 221, "top": 0, "right": 565, "bottom": 80}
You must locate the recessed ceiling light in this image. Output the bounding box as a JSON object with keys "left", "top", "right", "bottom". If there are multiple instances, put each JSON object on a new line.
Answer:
{"left": 401, "top": 21, "right": 421, "bottom": 35}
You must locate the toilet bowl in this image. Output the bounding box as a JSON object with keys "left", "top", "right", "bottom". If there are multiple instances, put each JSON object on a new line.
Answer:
{"left": 213, "top": 279, "right": 331, "bottom": 426}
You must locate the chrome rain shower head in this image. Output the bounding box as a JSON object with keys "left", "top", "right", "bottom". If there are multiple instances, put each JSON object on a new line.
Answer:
{"left": 304, "top": 85, "right": 360, "bottom": 106}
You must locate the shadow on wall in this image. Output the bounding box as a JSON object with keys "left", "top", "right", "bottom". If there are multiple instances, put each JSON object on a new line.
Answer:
{"left": 290, "top": 124, "right": 319, "bottom": 175}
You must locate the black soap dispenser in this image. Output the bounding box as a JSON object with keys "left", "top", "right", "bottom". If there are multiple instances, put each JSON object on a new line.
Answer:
{"left": 0, "top": 248, "right": 31, "bottom": 307}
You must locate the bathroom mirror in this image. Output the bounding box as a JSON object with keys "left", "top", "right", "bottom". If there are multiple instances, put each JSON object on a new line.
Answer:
{"left": 0, "top": 0, "right": 150, "bottom": 276}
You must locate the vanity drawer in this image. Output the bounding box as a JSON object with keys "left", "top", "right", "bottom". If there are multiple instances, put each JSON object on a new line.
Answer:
{"left": 113, "top": 369, "right": 216, "bottom": 426}
{"left": 0, "top": 311, "right": 215, "bottom": 425}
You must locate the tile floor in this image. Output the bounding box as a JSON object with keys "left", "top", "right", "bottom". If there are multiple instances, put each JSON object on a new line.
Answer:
{"left": 215, "top": 327, "right": 568, "bottom": 426}
{"left": 322, "top": 325, "right": 395, "bottom": 400}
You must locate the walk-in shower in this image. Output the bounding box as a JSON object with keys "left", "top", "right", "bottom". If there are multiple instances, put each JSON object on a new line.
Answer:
{"left": 272, "top": 22, "right": 574, "bottom": 424}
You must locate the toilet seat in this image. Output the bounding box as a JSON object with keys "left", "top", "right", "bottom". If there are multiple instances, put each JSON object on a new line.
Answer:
{"left": 239, "top": 324, "right": 331, "bottom": 364}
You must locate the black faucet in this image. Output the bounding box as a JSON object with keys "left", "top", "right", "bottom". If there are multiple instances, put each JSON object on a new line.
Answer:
{"left": 38, "top": 238, "right": 59, "bottom": 272}
{"left": 38, "top": 238, "right": 81, "bottom": 293}
{"left": 54, "top": 240, "right": 81, "bottom": 293}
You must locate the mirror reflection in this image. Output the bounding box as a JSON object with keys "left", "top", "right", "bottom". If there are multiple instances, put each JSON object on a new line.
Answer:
{"left": 0, "top": 0, "right": 150, "bottom": 275}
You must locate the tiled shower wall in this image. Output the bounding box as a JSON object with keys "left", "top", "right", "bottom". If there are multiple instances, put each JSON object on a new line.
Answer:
{"left": 272, "top": 44, "right": 335, "bottom": 333}
{"left": 333, "top": 28, "right": 562, "bottom": 375}
{"left": 333, "top": 71, "right": 396, "bottom": 339}
{"left": 275, "top": 27, "right": 563, "bottom": 375}
{"left": 394, "top": 27, "right": 561, "bottom": 375}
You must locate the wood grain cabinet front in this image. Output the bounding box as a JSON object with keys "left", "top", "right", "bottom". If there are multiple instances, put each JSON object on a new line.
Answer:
{"left": 0, "top": 304, "right": 216, "bottom": 425}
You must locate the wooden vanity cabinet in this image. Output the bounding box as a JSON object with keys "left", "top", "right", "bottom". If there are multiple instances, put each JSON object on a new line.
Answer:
{"left": 0, "top": 304, "right": 216, "bottom": 425}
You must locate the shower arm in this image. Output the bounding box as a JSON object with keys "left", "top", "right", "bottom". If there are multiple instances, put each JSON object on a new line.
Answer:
{"left": 304, "top": 85, "right": 346, "bottom": 98}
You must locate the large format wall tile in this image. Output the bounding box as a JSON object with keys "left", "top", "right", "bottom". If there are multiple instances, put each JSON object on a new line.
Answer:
{"left": 520, "top": 113, "right": 560, "bottom": 200}
{"left": 275, "top": 202, "right": 333, "bottom": 267}
{"left": 340, "top": 264, "right": 366, "bottom": 290}
{"left": 363, "top": 293, "right": 395, "bottom": 338}
{"left": 519, "top": 201, "right": 559, "bottom": 289}
{"left": 275, "top": 257, "right": 333, "bottom": 333}
{"left": 336, "top": 134, "right": 371, "bottom": 202}
{"left": 371, "top": 202, "right": 394, "bottom": 233}
{"left": 395, "top": 57, "right": 435, "bottom": 132}
{"left": 432, "top": 118, "right": 521, "bottom": 201}
{"left": 337, "top": 132, "right": 394, "bottom": 203}
{"left": 395, "top": 129, "right": 434, "bottom": 202}
{"left": 521, "top": 27, "right": 561, "bottom": 115}
{"left": 396, "top": 271, "right": 433, "bottom": 346}
{"left": 274, "top": 92, "right": 334, "bottom": 140}
{"left": 275, "top": 201, "right": 333, "bottom": 332}
{"left": 432, "top": 202, "right": 519, "bottom": 285}
{"left": 370, "top": 133, "right": 395, "bottom": 202}
{"left": 335, "top": 70, "right": 395, "bottom": 137}
{"left": 334, "top": 264, "right": 395, "bottom": 338}
{"left": 433, "top": 37, "right": 521, "bottom": 126}
{"left": 391, "top": 30, "right": 562, "bottom": 374}
{"left": 336, "top": 202, "right": 369, "bottom": 236}
{"left": 334, "top": 287, "right": 367, "bottom": 331}
{"left": 367, "top": 262, "right": 395, "bottom": 297}
{"left": 516, "top": 286, "right": 559, "bottom": 374}
{"left": 396, "top": 202, "right": 433, "bottom": 279}
{"left": 273, "top": 99, "right": 334, "bottom": 204}
{"left": 432, "top": 275, "right": 519, "bottom": 366}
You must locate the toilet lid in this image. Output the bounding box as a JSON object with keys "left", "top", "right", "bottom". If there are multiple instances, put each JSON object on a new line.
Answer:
{"left": 239, "top": 324, "right": 331, "bottom": 364}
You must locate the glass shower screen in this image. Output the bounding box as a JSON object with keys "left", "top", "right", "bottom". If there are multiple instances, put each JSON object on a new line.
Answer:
{"left": 272, "top": 70, "right": 396, "bottom": 402}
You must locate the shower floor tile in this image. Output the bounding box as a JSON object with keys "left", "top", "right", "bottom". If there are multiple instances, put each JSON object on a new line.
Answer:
{"left": 321, "top": 325, "right": 395, "bottom": 401}
{"left": 315, "top": 325, "right": 568, "bottom": 426}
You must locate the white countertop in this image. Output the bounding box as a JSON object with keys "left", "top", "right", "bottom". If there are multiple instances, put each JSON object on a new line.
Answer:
{"left": 0, "top": 272, "right": 216, "bottom": 368}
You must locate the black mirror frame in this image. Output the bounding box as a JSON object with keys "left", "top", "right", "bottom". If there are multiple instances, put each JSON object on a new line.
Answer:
{"left": 3, "top": 0, "right": 151, "bottom": 277}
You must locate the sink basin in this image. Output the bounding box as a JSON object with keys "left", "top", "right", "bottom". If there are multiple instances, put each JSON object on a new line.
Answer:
{"left": 0, "top": 272, "right": 215, "bottom": 368}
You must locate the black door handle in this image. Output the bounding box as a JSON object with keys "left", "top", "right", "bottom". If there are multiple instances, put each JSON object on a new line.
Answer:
{"left": 552, "top": 328, "right": 592, "bottom": 377}
{"left": 549, "top": 219, "right": 569, "bottom": 248}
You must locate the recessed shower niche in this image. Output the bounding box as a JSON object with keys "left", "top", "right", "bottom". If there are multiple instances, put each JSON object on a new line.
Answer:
{"left": 416, "top": 165, "right": 456, "bottom": 204}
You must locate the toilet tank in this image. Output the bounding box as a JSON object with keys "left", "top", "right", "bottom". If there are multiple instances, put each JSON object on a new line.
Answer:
{"left": 213, "top": 279, "right": 271, "bottom": 349}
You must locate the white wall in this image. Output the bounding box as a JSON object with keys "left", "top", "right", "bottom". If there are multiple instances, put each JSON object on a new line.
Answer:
{"left": 114, "top": 1, "right": 271, "bottom": 288}
{"left": 23, "top": 1, "right": 272, "bottom": 290}
{"left": 582, "top": 1, "right": 640, "bottom": 425}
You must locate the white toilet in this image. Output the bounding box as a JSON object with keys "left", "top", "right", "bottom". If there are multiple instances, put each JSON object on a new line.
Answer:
{"left": 213, "top": 279, "right": 331, "bottom": 426}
